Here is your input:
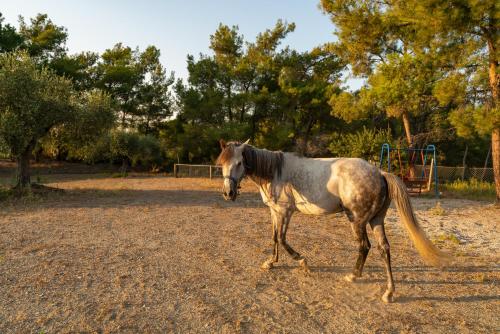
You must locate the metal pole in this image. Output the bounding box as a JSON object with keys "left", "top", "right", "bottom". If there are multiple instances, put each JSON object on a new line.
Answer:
{"left": 481, "top": 144, "right": 491, "bottom": 181}
{"left": 433, "top": 146, "right": 439, "bottom": 198}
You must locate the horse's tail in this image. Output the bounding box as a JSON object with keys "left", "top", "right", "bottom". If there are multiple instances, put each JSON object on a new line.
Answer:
{"left": 382, "top": 172, "right": 451, "bottom": 266}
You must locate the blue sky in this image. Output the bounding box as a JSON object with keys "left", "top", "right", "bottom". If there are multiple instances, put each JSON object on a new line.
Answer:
{"left": 0, "top": 0, "right": 363, "bottom": 89}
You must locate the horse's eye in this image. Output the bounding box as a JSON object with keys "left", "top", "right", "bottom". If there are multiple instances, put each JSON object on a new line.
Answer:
{"left": 237, "top": 162, "right": 242, "bottom": 167}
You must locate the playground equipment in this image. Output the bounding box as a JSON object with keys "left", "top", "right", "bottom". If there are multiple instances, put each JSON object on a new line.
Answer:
{"left": 379, "top": 143, "right": 439, "bottom": 197}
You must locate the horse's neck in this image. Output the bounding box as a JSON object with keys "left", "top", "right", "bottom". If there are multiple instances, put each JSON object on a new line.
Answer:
{"left": 247, "top": 175, "right": 273, "bottom": 199}
{"left": 248, "top": 175, "right": 272, "bottom": 190}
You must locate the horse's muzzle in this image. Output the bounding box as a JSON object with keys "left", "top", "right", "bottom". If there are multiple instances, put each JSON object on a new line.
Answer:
{"left": 222, "top": 178, "right": 238, "bottom": 201}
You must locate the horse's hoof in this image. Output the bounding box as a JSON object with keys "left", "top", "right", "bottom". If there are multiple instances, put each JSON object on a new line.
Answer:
{"left": 299, "top": 258, "right": 310, "bottom": 273}
{"left": 261, "top": 260, "right": 274, "bottom": 270}
{"left": 344, "top": 273, "right": 357, "bottom": 282}
{"left": 381, "top": 290, "right": 394, "bottom": 303}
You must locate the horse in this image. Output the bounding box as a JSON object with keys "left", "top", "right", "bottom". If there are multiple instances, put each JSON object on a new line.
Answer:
{"left": 216, "top": 139, "right": 450, "bottom": 303}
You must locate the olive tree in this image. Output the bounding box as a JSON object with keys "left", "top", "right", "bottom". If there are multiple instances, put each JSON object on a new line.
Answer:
{"left": 0, "top": 51, "right": 113, "bottom": 190}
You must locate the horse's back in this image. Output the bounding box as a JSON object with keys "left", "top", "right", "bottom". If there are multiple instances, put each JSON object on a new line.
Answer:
{"left": 283, "top": 156, "right": 385, "bottom": 218}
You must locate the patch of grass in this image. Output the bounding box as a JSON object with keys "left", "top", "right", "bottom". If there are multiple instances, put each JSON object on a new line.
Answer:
{"left": 35, "top": 174, "right": 49, "bottom": 184}
{"left": 0, "top": 183, "right": 65, "bottom": 205}
{"left": 434, "top": 233, "right": 461, "bottom": 245}
{"left": 111, "top": 172, "right": 128, "bottom": 178}
{"left": 442, "top": 178, "right": 495, "bottom": 201}
{"left": 429, "top": 201, "right": 447, "bottom": 216}
{"left": 0, "top": 186, "right": 12, "bottom": 201}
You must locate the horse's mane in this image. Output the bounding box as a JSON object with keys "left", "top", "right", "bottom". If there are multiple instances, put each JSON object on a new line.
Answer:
{"left": 243, "top": 145, "right": 284, "bottom": 180}
{"left": 216, "top": 142, "right": 284, "bottom": 181}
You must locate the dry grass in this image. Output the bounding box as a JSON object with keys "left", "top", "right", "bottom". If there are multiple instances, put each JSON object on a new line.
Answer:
{"left": 0, "top": 176, "right": 498, "bottom": 333}
{"left": 442, "top": 179, "right": 496, "bottom": 201}
{"left": 429, "top": 201, "right": 447, "bottom": 216}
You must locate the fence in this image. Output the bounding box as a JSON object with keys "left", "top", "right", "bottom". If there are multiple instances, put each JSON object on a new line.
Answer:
{"left": 173, "top": 164, "right": 222, "bottom": 179}
{"left": 411, "top": 165, "right": 493, "bottom": 183}
{"left": 173, "top": 163, "right": 494, "bottom": 183}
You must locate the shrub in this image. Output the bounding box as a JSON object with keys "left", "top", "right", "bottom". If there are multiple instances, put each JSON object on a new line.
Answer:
{"left": 442, "top": 178, "right": 495, "bottom": 201}
{"left": 328, "top": 126, "right": 393, "bottom": 162}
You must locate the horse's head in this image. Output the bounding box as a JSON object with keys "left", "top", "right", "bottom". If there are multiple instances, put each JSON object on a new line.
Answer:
{"left": 216, "top": 139, "right": 249, "bottom": 201}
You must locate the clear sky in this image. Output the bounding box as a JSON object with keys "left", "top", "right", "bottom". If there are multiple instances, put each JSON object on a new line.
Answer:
{"left": 0, "top": 0, "right": 363, "bottom": 89}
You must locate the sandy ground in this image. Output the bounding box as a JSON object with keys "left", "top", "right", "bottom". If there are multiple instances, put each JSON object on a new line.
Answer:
{"left": 0, "top": 176, "right": 498, "bottom": 333}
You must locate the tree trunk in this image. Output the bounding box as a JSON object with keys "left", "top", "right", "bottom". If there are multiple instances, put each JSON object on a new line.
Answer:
{"left": 401, "top": 111, "right": 413, "bottom": 147}
{"left": 120, "top": 158, "right": 129, "bottom": 176}
{"left": 401, "top": 111, "right": 416, "bottom": 177}
{"left": 226, "top": 83, "right": 233, "bottom": 122}
{"left": 487, "top": 37, "right": 500, "bottom": 204}
{"left": 492, "top": 128, "right": 500, "bottom": 204}
{"left": 481, "top": 144, "right": 491, "bottom": 180}
{"left": 301, "top": 115, "right": 314, "bottom": 156}
{"left": 240, "top": 103, "right": 246, "bottom": 122}
{"left": 16, "top": 148, "right": 32, "bottom": 190}
{"left": 461, "top": 144, "right": 468, "bottom": 180}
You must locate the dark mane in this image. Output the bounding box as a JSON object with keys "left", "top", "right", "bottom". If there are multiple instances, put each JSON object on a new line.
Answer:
{"left": 216, "top": 142, "right": 284, "bottom": 181}
{"left": 243, "top": 145, "right": 284, "bottom": 180}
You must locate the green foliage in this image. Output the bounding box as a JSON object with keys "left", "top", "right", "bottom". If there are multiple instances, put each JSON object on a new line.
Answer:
{"left": 50, "top": 52, "right": 100, "bottom": 90}
{"left": 0, "top": 51, "right": 74, "bottom": 157}
{"left": 329, "top": 90, "right": 372, "bottom": 122}
{"left": 328, "top": 126, "right": 393, "bottom": 161}
{"left": 442, "top": 179, "right": 496, "bottom": 201}
{"left": 97, "top": 43, "right": 174, "bottom": 130}
{"left": 161, "top": 121, "right": 251, "bottom": 165}
{"left": 433, "top": 73, "right": 467, "bottom": 107}
{"left": 1, "top": 9, "right": 497, "bottom": 182}
{"left": 177, "top": 20, "right": 344, "bottom": 157}
{"left": 368, "top": 54, "right": 438, "bottom": 118}
{"left": 42, "top": 89, "right": 116, "bottom": 162}
{"left": 449, "top": 105, "right": 500, "bottom": 138}
{"left": 0, "top": 13, "right": 23, "bottom": 52}
{"left": 110, "top": 130, "right": 162, "bottom": 168}
{"left": 18, "top": 13, "right": 67, "bottom": 63}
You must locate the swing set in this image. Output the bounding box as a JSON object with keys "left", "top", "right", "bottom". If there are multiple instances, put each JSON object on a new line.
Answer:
{"left": 379, "top": 143, "right": 439, "bottom": 197}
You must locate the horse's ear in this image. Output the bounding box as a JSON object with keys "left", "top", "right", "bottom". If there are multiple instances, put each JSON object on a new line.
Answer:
{"left": 219, "top": 139, "right": 226, "bottom": 150}
{"left": 243, "top": 138, "right": 250, "bottom": 145}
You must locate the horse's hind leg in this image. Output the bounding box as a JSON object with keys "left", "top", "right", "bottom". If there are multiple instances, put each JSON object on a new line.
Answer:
{"left": 370, "top": 218, "right": 395, "bottom": 303}
{"left": 344, "top": 222, "right": 371, "bottom": 282}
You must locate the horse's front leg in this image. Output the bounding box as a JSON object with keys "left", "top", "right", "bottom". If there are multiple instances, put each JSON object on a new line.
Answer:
{"left": 279, "top": 209, "right": 310, "bottom": 273}
{"left": 261, "top": 208, "right": 309, "bottom": 272}
{"left": 261, "top": 209, "right": 279, "bottom": 270}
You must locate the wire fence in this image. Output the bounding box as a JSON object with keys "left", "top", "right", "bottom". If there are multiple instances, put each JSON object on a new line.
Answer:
{"left": 173, "top": 164, "right": 222, "bottom": 179}
{"left": 405, "top": 165, "right": 493, "bottom": 183}
{"left": 174, "top": 163, "right": 494, "bottom": 183}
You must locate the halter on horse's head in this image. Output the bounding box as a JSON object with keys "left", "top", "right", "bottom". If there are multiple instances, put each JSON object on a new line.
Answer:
{"left": 216, "top": 139, "right": 284, "bottom": 201}
{"left": 216, "top": 139, "right": 249, "bottom": 201}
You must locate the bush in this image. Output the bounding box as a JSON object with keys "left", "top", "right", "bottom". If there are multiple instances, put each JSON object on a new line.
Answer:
{"left": 110, "top": 130, "right": 163, "bottom": 170}
{"left": 442, "top": 178, "right": 495, "bottom": 201}
{"left": 328, "top": 126, "right": 393, "bottom": 162}
{"left": 160, "top": 120, "right": 251, "bottom": 166}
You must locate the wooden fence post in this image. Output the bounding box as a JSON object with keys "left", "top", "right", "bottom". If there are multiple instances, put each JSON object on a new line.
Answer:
{"left": 427, "top": 158, "right": 434, "bottom": 192}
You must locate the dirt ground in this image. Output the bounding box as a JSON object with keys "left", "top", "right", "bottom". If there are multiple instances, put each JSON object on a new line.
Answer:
{"left": 0, "top": 175, "right": 498, "bottom": 333}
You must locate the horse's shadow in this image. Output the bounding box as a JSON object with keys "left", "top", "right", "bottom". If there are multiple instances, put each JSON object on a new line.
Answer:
{"left": 397, "top": 295, "right": 499, "bottom": 303}
{"left": 270, "top": 264, "right": 499, "bottom": 303}
{"left": 310, "top": 264, "right": 499, "bottom": 274}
